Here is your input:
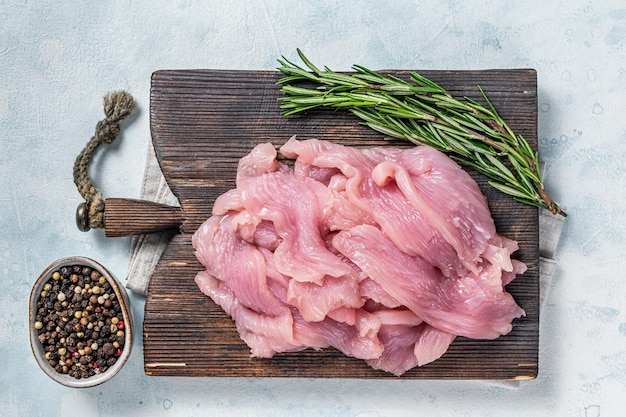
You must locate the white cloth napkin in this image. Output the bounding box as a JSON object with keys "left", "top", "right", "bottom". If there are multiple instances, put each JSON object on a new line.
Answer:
{"left": 126, "top": 145, "right": 179, "bottom": 294}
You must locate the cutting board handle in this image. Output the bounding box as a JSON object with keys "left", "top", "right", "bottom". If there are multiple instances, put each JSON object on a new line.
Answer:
{"left": 102, "top": 198, "right": 185, "bottom": 237}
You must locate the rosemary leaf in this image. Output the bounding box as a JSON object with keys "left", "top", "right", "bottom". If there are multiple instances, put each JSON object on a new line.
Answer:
{"left": 488, "top": 181, "right": 537, "bottom": 200}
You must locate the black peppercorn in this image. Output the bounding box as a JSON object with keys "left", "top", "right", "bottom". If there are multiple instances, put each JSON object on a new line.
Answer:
{"left": 102, "top": 342, "right": 115, "bottom": 356}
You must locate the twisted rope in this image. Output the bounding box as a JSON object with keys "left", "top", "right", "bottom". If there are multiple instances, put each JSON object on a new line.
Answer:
{"left": 73, "top": 91, "right": 137, "bottom": 231}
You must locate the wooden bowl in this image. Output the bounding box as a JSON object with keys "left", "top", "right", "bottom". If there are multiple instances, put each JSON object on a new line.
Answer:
{"left": 29, "top": 257, "right": 133, "bottom": 388}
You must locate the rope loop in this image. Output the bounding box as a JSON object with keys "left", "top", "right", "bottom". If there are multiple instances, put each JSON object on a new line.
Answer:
{"left": 73, "top": 91, "right": 136, "bottom": 231}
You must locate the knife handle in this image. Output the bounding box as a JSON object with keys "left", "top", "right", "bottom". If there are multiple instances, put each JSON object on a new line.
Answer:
{"left": 102, "top": 198, "right": 185, "bottom": 237}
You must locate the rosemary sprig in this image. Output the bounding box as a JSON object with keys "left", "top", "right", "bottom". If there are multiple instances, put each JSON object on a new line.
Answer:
{"left": 276, "top": 49, "right": 565, "bottom": 217}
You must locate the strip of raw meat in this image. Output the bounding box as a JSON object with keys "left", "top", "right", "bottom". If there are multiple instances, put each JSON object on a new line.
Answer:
{"left": 212, "top": 188, "right": 244, "bottom": 215}
{"left": 364, "top": 323, "right": 456, "bottom": 376}
{"left": 194, "top": 271, "right": 301, "bottom": 357}
{"left": 192, "top": 214, "right": 287, "bottom": 317}
{"left": 333, "top": 224, "right": 525, "bottom": 339}
{"left": 371, "top": 308, "right": 424, "bottom": 327}
{"left": 365, "top": 324, "right": 422, "bottom": 376}
{"left": 287, "top": 275, "right": 363, "bottom": 322}
{"left": 413, "top": 326, "right": 457, "bottom": 368}
{"left": 291, "top": 310, "right": 384, "bottom": 360}
{"left": 359, "top": 278, "right": 402, "bottom": 309}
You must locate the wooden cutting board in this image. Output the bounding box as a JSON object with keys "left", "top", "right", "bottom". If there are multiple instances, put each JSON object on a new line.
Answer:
{"left": 141, "top": 68, "right": 539, "bottom": 379}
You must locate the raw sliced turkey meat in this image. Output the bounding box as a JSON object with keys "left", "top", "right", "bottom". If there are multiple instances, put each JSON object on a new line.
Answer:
{"left": 192, "top": 137, "right": 526, "bottom": 376}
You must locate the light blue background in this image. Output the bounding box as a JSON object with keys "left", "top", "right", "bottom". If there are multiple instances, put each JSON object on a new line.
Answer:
{"left": 1, "top": 1, "right": 624, "bottom": 416}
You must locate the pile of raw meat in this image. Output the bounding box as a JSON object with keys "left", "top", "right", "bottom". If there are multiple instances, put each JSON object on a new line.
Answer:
{"left": 192, "top": 137, "right": 526, "bottom": 376}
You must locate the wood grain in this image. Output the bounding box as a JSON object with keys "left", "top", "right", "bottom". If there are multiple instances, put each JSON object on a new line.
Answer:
{"left": 143, "top": 69, "right": 539, "bottom": 379}
{"left": 104, "top": 198, "right": 184, "bottom": 237}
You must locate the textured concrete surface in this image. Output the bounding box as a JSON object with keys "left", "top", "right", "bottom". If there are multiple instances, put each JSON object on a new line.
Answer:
{"left": 2, "top": 1, "right": 625, "bottom": 416}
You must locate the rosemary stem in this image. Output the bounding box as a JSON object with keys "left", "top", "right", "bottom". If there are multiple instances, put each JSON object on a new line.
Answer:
{"left": 276, "top": 49, "right": 565, "bottom": 217}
